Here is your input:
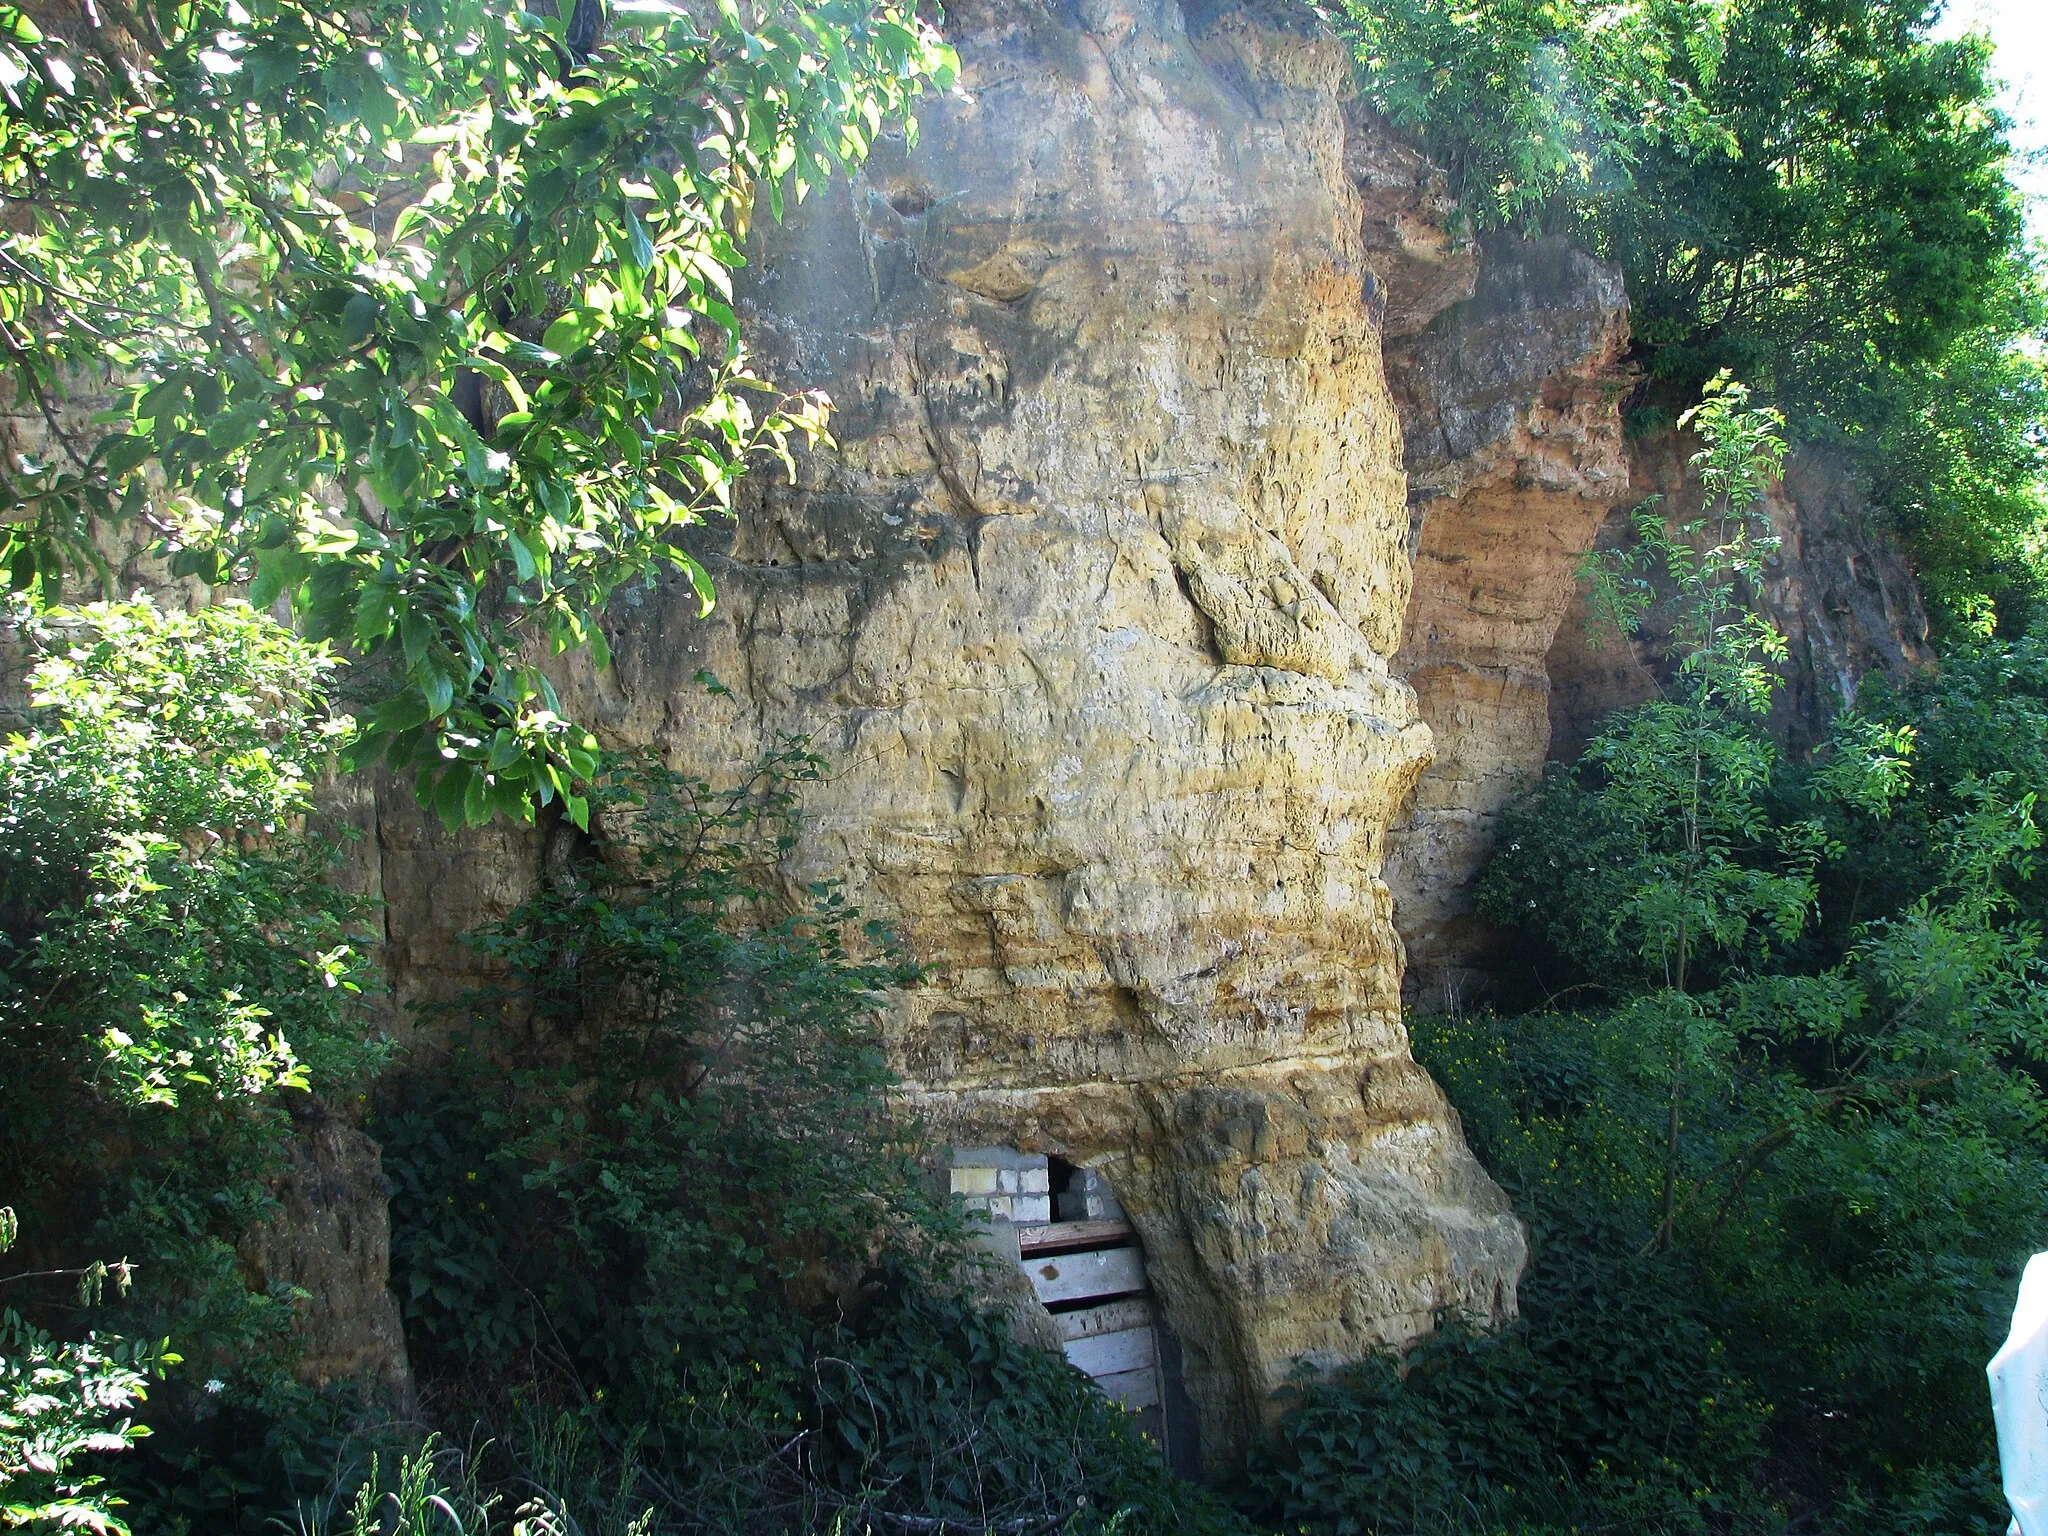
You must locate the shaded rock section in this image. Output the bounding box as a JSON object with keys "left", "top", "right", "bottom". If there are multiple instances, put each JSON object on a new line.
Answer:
{"left": 1546, "top": 437, "right": 1933, "bottom": 762}
{"left": 1383, "top": 234, "right": 1631, "bottom": 1010}
{"left": 239, "top": 1099, "right": 411, "bottom": 1398}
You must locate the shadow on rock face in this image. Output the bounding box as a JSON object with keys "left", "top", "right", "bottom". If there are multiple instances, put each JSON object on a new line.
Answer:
{"left": 239, "top": 1097, "right": 411, "bottom": 1403}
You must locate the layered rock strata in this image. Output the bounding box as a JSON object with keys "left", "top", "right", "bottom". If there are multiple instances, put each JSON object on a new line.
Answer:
{"left": 1382, "top": 235, "right": 1632, "bottom": 1009}
{"left": 363, "top": 0, "right": 1527, "bottom": 1467}
{"left": 1, "top": 0, "right": 1940, "bottom": 1458}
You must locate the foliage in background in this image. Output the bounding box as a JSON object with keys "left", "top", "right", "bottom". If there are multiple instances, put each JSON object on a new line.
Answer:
{"left": 0, "top": 598, "right": 389, "bottom": 1532}
{"left": 0, "top": 1208, "right": 171, "bottom": 1536}
{"left": 1249, "top": 975, "right": 2033, "bottom": 1536}
{"left": 1490, "top": 382, "right": 2048, "bottom": 1519}
{"left": 0, "top": 613, "right": 1223, "bottom": 1531}
{"left": 1859, "top": 301, "right": 2048, "bottom": 636}
{"left": 1247, "top": 388, "right": 2048, "bottom": 1535}
{"left": 0, "top": 626, "right": 1225, "bottom": 1533}
{"left": 1830, "top": 629, "right": 2048, "bottom": 935}
{"left": 1323, "top": 0, "right": 2048, "bottom": 634}
{"left": 0, "top": 0, "right": 952, "bottom": 828}
{"left": 377, "top": 748, "right": 1231, "bottom": 1534}
{"left": 1237, "top": 1147, "right": 1770, "bottom": 1536}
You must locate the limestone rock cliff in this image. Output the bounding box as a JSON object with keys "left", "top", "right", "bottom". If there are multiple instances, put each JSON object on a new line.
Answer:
{"left": 364, "top": 0, "right": 1526, "bottom": 1466}
{"left": 0, "top": 0, "right": 1945, "bottom": 1467}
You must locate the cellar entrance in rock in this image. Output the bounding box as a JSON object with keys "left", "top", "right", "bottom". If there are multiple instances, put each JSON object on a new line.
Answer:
{"left": 945, "top": 1148, "right": 1199, "bottom": 1472}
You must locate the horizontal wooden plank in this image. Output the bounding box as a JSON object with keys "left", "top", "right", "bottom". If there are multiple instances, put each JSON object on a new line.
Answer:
{"left": 1064, "top": 1325, "right": 1155, "bottom": 1379}
{"left": 1055, "top": 1298, "right": 1154, "bottom": 1342}
{"left": 1016, "top": 1218, "right": 1134, "bottom": 1254}
{"left": 1096, "top": 1365, "right": 1161, "bottom": 1411}
{"left": 1025, "top": 1245, "right": 1146, "bottom": 1305}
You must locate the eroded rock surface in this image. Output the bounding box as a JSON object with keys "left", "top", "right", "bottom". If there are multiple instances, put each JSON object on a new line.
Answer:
{"left": 6, "top": 0, "right": 1941, "bottom": 1457}
{"left": 1383, "top": 234, "right": 1631, "bottom": 1009}
{"left": 364, "top": 0, "right": 1530, "bottom": 1465}
{"left": 1546, "top": 438, "right": 1933, "bottom": 762}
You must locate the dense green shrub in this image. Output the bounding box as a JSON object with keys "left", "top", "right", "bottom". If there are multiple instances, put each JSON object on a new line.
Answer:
{"left": 0, "top": 612, "right": 1225, "bottom": 1533}
{"left": 1425, "top": 996, "right": 2036, "bottom": 1527}
{"left": 0, "top": 599, "right": 390, "bottom": 1531}
{"left": 0, "top": 1208, "right": 169, "bottom": 1536}
{"left": 1245, "top": 735, "right": 2044, "bottom": 1532}
{"left": 1524, "top": 395, "right": 2046, "bottom": 1508}
{"left": 378, "top": 747, "right": 1233, "bottom": 1534}
{"left": 1237, "top": 1076, "right": 1769, "bottom": 1535}
{"left": 1860, "top": 312, "right": 2048, "bottom": 637}
{"left": 382, "top": 743, "right": 935, "bottom": 1382}
{"left": 1821, "top": 631, "right": 2048, "bottom": 935}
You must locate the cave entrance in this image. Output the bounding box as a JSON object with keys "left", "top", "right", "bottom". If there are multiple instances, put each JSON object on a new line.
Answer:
{"left": 945, "top": 1148, "right": 1198, "bottom": 1472}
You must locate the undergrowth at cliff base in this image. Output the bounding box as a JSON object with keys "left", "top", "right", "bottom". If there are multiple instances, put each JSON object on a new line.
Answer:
{"left": 370, "top": 747, "right": 1234, "bottom": 1535}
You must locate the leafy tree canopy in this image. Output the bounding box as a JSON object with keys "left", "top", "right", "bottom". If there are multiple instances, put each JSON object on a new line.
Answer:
{"left": 1326, "top": 0, "right": 2047, "bottom": 632}
{"left": 1331, "top": 0, "right": 2023, "bottom": 388}
{"left": 0, "top": 0, "right": 953, "bottom": 827}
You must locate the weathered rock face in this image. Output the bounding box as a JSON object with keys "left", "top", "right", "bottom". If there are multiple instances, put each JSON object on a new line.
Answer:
{"left": 238, "top": 1098, "right": 411, "bottom": 1400}
{"left": 364, "top": 0, "right": 1527, "bottom": 1467}
{"left": 1380, "top": 244, "right": 1931, "bottom": 1005}
{"left": 1546, "top": 438, "right": 1933, "bottom": 763}
{"left": 1382, "top": 234, "right": 1632, "bottom": 1009}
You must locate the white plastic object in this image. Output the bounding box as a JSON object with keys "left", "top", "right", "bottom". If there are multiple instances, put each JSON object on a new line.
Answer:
{"left": 1989, "top": 1251, "right": 2048, "bottom": 1536}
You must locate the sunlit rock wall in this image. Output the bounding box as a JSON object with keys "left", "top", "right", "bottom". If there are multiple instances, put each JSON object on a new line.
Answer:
{"left": 3, "top": 0, "right": 1946, "bottom": 1460}
{"left": 511, "top": 0, "right": 1525, "bottom": 1466}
